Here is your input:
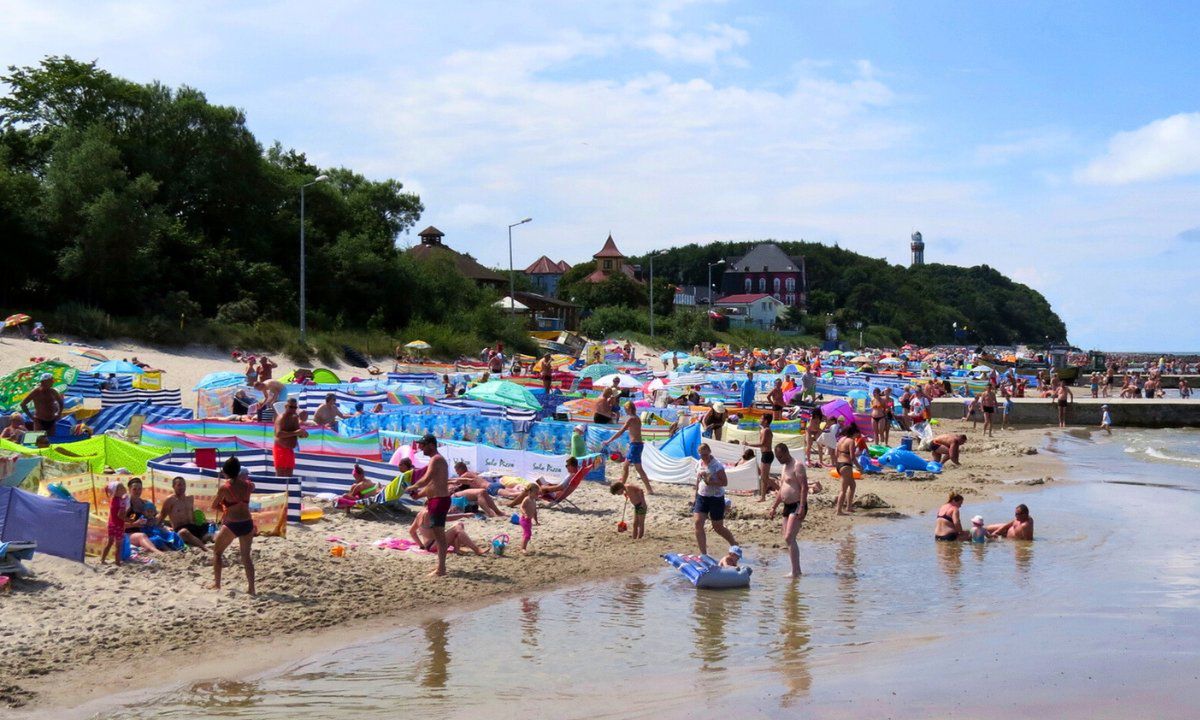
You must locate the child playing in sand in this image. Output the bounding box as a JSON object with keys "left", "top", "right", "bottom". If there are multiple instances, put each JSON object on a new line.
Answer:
{"left": 718, "top": 545, "right": 743, "bottom": 567}
{"left": 101, "top": 481, "right": 128, "bottom": 565}
{"left": 1100, "top": 404, "right": 1112, "bottom": 435}
{"left": 609, "top": 482, "right": 647, "bottom": 539}
{"left": 508, "top": 482, "right": 539, "bottom": 553}
{"left": 970, "top": 515, "right": 988, "bottom": 543}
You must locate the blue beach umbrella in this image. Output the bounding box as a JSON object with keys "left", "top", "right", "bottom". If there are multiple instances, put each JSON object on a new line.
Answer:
{"left": 92, "top": 360, "right": 145, "bottom": 375}
{"left": 194, "top": 371, "right": 245, "bottom": 391}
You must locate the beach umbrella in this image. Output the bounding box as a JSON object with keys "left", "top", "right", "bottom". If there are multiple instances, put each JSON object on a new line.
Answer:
{"left": 828, "top": 350, "right": 844, "bottom": 356}
{"left": 969, "top": 364, "right": 993, "bottom": 373}
{"left": 851, "top": 355, "right": 871, "bottom": 363}
{"left": 70, "top": 348, "right": 110, "bottom": 363}
{"left": 682, "top": 355, "right": 711, "bottom": 366}
{"left": 91, "top": 360, "right": 145, "bottom": 375}
{"left": 579, "top": 364, "right": 617, "bottom": 380}
{"left": 465, "top": 380, "right": 542, "bottom": 412}
{"left": 3, "top": 313, "right": 31, "bottom": 328}
{"left": 643, "top": 377, "right": 671, "bottom": 394}
{"left": 194, "top": 371, "right": 245, "bottom": 391}
{"left": 596, "top": 373, "right": 641, "bottom": 389}
{"left": 660, "top": 350, "right": 689, "bottom": 361}
{"left": 404, "top": 340, "right": 431, "bottom": 350}
{"left": 879, "top": 357, "right": 903, "bottom": 365}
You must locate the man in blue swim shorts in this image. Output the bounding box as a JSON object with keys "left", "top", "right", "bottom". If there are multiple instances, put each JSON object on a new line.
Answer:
{"left": 692, "top": 443, "right": 739, "bottom": 555}
{"left": 600, "top": 401, "right": 654, "bottom": 495}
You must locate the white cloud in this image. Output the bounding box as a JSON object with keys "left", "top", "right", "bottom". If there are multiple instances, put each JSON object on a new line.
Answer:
{"left": 1076, "top": 112, "right": 1200, "bottom": 185}
{"left": 638, "top": 23, "right": 748, "bottom": 65}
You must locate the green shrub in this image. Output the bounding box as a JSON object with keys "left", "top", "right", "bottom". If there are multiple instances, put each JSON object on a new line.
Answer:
{"left": 581, "top": 305, "right": 648, "bottom": 338}
{"left": 50, "top": 303, "right": 120, "bottom": 339}
{"left": 216, "top": 298, "right": 259, "bottom": 325}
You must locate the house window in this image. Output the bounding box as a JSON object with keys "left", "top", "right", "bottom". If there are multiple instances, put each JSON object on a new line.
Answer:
{"left": 773, "top": 278, "right": 781, "bottom": 293}
{"left": 758, "top": 278, "right": 766, "bottom": 293}
{"left": 774, "top": 293, "right": 781, "bottom": 301}
{"left": 785, "top": 277, "right": 795, "bottom": 292}
{"left": 744, "top": 277, "right": 751, "bottom": 293}
{"left": 603, "top": 260, "right": 612, "bottom": 270}
{"left": 786, "top": 293, "right": 795, "bottom": 306}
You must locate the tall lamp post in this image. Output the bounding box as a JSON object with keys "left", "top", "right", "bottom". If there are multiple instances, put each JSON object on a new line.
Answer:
{"left": 299, "top": 174, "right": 329, "bottom": 342}
{"left": 507, "top": 218, "right": 532, "bottom": 316}
{"left": 706, "top": 259, "right": 725, "bottom": 326}
{"left": 648, "top": 250, "right": 667, "bottom": 338}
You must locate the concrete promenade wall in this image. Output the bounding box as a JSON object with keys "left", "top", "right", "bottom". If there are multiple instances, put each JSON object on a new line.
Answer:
{"left": 930, "top": 397, "right": 1200, "bottom": 428}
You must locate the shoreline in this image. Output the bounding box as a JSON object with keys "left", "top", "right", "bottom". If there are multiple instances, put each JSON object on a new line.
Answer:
{"left": 6, "top": 420, "right": 1064, "bottom": 716}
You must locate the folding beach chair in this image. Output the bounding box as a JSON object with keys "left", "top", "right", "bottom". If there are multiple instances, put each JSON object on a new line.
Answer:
{"left": 350, "top": 470, "right": 414, "bottom": 518}
{"left": 106, "top": 414, "right": 146, "bottom": 443}
{"left": 540, "top": 454, "right": 599, "bottom": 511}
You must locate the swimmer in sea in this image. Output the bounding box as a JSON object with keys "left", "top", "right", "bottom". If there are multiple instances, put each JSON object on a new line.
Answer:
{"left": 986, "top": 504, "right": 1034, "bottom": 540}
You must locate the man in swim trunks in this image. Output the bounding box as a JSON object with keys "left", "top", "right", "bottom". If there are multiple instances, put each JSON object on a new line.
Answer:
{"left": 768, "top": 444, "right": 809, "bottom": 577}
{"left": 986, "top": 504, "right": 1034, "bottom": 540}
{"left": 409, "top": 434, "right": 452, "bottom": 577}
{"left": 767, "top": 378, "right": 785, "bottom": 417}
{"left": 600, "top": 401, "right": 653, "bottom": 495}
{"left": 273, "top": 397, "right": 306, "bottom": 476}
{"left": 160, "top": 476, "right": 212, "bottom": 550}
{"left": 312, "top": 393, "right": 347, "bottom": 430}
{"left": 692, "top": 443, "right": 739, "bottom": 555}
{"left": 930, "top": 433, "right": 967, "bottom": 466}
{"left": 980, "top": 384, "right": 998, "bottom": 437}
{"left": 1052, "top": 383, "right": 1073, "bottom": 428}
{"left": 20, "top": 374, "right": 63, "bottom": 434}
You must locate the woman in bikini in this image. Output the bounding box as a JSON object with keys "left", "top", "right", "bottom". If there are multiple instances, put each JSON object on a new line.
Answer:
{"left": 210, "top": 467, "right": 257, "bottom": 595}
{"left": 870, "top": 389, "right": 889, "bottom": 445}
{"left": 934, "top": 492, "right": 965, "bottom": 541}
{"left": 834, "top": 423, "right": 862, "bottom": 516}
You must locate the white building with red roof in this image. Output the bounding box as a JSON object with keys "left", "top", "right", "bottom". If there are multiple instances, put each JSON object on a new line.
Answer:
{"left": 713, "top": 292, "right": 787, "bottom": 329}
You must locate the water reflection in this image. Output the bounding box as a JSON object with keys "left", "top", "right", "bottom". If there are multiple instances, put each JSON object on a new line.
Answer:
{"left": 519, "top": 597, "right": 540, "bottom": 657}
{"left": 773, "top": 582, "right": 813, "bottom": 708}
{"left": 189, "top": 679, "right": 262, "bottom": 710}
{"left": 836, "top": 533, "right": 858, "bottom": 633}
{"left": 419, "top": 619, "right": 451, "bottom": 693}
{"left": 936, "top": 540, "right": 965, "bottom": 611}
{"left": 1013, "top": 542, "right": 1034, "bottom": 585}
{"left": 690, "top": 588, "right": 748, "bottom": 673}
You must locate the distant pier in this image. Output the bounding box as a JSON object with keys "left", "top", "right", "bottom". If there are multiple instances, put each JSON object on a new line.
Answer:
{"left": 929, "top": 397, "right": 1200, "bottom": 428}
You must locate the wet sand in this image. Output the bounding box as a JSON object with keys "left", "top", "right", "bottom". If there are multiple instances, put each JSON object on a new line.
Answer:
{"left": 2, "top": 414, "right": 1057, "bottom": 714}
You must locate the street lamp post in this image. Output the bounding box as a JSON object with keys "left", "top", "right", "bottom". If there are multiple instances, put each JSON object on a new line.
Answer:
{"left": 706, "top": 259, "right": 725, "bottom": 326}
{"left": 649, "top": 250, "right": 666, "bottom": 338}
{"left": 299, "top": 174, "right": 329, "bottom": 342}
{"left": 507, "top": 218, "right": 532, "bottom": 317}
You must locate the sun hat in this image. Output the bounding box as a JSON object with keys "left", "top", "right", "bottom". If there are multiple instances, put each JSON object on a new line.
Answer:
{"left": 729, "top": 545, "right": 743, "bottom": 558}
{"left": 712, "top": 401, "right": 726, "bottom": 413}
{"left": 39, "top": 373, "right": 53, "bottom": 382}
{"left": 971, "top": 515, "right": 984, "bottom": 526}
{"left": 574, "top": 424, "right": 584, "bottom": 432}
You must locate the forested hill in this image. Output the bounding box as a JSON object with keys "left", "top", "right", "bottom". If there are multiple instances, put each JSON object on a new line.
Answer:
{"left": 0, "top": 56, "right": 530, "bottom": 355}
{"left": 629, "top": 241, "right": 1068, "bottom": 346}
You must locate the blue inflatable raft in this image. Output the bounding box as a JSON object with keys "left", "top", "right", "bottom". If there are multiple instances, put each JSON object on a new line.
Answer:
{"left": 662, "top": 553, "right": 752, "bottom": 589}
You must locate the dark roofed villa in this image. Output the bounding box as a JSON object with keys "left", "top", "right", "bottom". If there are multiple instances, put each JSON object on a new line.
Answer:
{"left": 406, "top": 225, "right": 506, "bottom": 287}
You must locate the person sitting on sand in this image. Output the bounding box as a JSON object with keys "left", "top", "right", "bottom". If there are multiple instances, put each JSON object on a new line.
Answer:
{"left": 496, "top": 456, "right": 581, "bottom": 501}
{"left": 931, "top": 433, "right": 968, "bottom": 466}
{"left": 986, "top": 504, "right": 1034, "bottom": 540}
{"left": 934, "top": 492, "right": 965, "bottom": 541}
{"left": 1, "top": 412, "right": 26, "bottom": 441}
{"left": 160, "top": 476, "right": 212, "bottom": 549}
{"left": 449, "top": 482, "right": 505, "bottom": 517}
{"left": 408, "top": 508, "right": 488, "bottom": 556}
{"left": 336, "top": 464, "right": 377, "bottom": 511}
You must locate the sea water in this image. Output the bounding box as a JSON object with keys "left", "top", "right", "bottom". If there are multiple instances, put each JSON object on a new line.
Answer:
{"left": 98, "top": 429, "right": 1200, "bottom": 719}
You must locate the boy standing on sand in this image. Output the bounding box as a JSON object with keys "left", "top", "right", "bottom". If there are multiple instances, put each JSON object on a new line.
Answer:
{"left": 600, "top": 402, "right": 653, "bottom": 495}
{"left": 609, "top": 482, "right": 647, "bottom": 539}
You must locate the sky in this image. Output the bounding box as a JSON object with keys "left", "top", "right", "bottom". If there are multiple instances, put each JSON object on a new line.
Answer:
{"left": 3, "top": 0, "right": 1198, "bottom": 351}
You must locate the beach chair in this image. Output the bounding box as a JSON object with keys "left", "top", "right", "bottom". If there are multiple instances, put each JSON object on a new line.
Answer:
{"left": 351, "top": 470, "right": 414, "bottom": 518}
{"left": 540, "top": 455, "right": 599, "bottom": 511}
{"left": 106, "top": 414, "right": 146, "bottom": 443}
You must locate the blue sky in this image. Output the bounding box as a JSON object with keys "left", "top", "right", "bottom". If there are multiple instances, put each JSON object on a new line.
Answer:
{"left": 4, "top": 1, "right": 1198, "bottom": 350}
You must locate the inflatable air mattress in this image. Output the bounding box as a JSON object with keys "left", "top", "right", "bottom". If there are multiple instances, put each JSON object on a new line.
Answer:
{"left": 662, "top": 552, "right": 752, "bottom": 589}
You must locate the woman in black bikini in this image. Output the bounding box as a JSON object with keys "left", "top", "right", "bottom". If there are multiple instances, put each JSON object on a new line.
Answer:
{"left": 934, "top": 492, "right": 964, "bottom": 541}
{"left": 210, "top": 465, "right": 257, "bottom": 595}
{"left": 834, "top": 423, "right": 862, "bottom": 516}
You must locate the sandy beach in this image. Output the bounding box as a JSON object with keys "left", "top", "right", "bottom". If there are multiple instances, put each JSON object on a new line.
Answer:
{"left": 0, "top": 329, "right": 1063, "bottom": 715}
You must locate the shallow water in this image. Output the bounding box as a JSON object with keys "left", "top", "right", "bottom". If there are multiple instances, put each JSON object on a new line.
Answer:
{"left": 100, "top": 429, "right": 1200, "bottom": 719}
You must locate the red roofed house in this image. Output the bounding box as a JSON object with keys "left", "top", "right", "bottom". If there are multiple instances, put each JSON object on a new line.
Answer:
{"left": 584, "top": 234, "right": 642, "bottom": 284}
{"left": 713, "top": 293, "right": 787, "bottom": 329}
{"left": 524, "top": 255, "right": 570, "bottom": 296}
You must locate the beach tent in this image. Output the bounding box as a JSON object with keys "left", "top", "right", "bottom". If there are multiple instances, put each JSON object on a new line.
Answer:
{"left": 279, "top": 368, "right": 341, "bottom": 384}
{"left": 493, "top": 297, "right": 530, "bottom": 312}
{"left": 0, "top": 486, "right": 88, "bottom": 562}
{"left": 661, "top": 350, "right": 689, "bottom": 361}
{"left": 91, "top": 360, "right": 145, "bottom": 375}
{"left": 465, "top": 380, "right": 542, "bottom": 412}
{"left": 659, "top": 422, "right": 702, "bottom": 459}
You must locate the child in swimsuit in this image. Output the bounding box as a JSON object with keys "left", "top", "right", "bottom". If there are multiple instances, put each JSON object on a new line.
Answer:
{"left": 718, "top": 545, "right": 743, "bottom": 567}
{"left": 970, "top": 515, "right": 988, "bottom": 543}
{"left": 609, "top": 482, "right": 647, "bottom": 539}
{"left": 101, "top": 481, "right": 128, "bottom": 565}
{"left": 507, "top": 482, "right": 539, "bottom": 553}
